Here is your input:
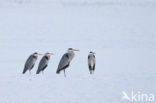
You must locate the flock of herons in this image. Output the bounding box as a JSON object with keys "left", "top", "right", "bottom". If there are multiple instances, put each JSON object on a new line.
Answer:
{"left": 22, "top": 48, "right": 96, "bottom": 77}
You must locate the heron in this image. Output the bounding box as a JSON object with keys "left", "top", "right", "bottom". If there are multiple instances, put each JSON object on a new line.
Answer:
{"left": 56, "top": 48, "right": 79, "bottom": 77}
{"left": 22, "top": 52, "right": 42, "bottom": 74}
{"left": 88, "top": 51, "right": 96, "bottom": 74}
{"left": 36, "top": 53, "right": 54, "bottom": 74}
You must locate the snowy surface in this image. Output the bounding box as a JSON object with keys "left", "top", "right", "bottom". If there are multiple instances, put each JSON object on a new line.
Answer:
{"left": 0, "top": 0, "right": 156, "bottom": 103}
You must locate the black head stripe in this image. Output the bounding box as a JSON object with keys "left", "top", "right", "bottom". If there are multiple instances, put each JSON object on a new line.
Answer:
{"left": 68, "top": 48, "right": 73, "bottom": 50}
{"left": 34, "top": 52, "right": 38, "bottom": 54}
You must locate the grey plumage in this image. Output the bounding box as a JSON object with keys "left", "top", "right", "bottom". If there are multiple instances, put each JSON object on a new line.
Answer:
{"left": 56, "top": 48, "right": 79, "bottom": 77}
{"left": 88, "top": 52, "right": 96, "bottom": 74}
{"left": 36, "top": 53, "right": 53, "bottom": 74}
{"left": 23, "top": 52, "right": 42, "bottom": 74}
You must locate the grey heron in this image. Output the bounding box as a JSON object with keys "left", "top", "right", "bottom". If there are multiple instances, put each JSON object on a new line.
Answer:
{"left": 36, "top": 53, "right": 54, "bottom": 74}
{"left": 88, "top": 51, "right": 96, "bottom": 74}
{"left": 22, "top": 52, "right": 42, "bottom": 74}
{"left": 56, "top": 48, "right": 79, "bottom": 77}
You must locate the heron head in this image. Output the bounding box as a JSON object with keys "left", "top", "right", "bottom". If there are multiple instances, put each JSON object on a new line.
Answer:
{"left": 68, "top": 48, "right": 79, "bottom": 52}
{"left": 45, "top": 52, "right": 54, "bottom": 56}
{"left": 33, "top": 52, "right": 43, "bottom": 56}
{"left": 90, "top": 51, "right": 95, "bottom": 54}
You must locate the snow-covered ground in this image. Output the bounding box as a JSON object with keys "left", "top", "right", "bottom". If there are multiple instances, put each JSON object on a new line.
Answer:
{"left": 0, "top": 0, "right": 156, "bottom": 103}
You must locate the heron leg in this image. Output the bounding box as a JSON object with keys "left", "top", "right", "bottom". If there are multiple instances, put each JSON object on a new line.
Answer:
{"left": 42, "top": 71, "right": 44, "bottom": 75}
{"left": 64, "top": 70, "right": 66, "bottom": 77}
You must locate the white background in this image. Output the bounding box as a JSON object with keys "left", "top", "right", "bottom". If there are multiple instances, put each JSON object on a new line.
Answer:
{"left": 0, "top": 0, "right": 156, "bottom": 103}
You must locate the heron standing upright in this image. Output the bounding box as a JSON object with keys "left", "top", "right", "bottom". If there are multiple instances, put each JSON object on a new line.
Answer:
{"left": 23, "top": 52, "right": 42, "bottom": 74}
{"left": 88, "top": 51, "right": 96, "bottom": 74}
{"left": 36, "top": 53, "right": 54, "bottom": 74}
{"left": 56, "top": 48, "right": 79, "bottom": 77}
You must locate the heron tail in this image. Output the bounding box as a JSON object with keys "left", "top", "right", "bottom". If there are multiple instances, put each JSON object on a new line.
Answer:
{"left": 56, "top": 70, "right": 60, "bottom": 74}
{"left": 36, "top": 70, "right": 40, "bottom": 74}
{"left": 89, "top": 70, "right": 94, "bottom": 74}
{"left": 22, "top": 68, "right": 27, "bottom": 74}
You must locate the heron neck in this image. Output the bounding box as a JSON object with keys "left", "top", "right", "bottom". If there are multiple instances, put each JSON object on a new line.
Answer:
{"left": 33, "top": 55, "right": 38, "bottom": 59}
{"left": 68, "top": 51, "right": 75, "bottom": 61}
{"left": 45, "top": 55, "right": 50, "bottom": 60}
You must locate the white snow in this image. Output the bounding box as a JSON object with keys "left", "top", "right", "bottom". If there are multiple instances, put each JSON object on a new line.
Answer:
{"left": 0, "top": 0, "right": 156, "bottom": 103}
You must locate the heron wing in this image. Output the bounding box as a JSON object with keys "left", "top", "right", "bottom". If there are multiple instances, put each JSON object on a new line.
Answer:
{"left": 37, "top": 56, "right": 48, "bottom": 73}
{"left": 23, "top": 55, "right": 34, "bottom": 73}
{"left": 93, "top": 55, "right": 96, "bottom": 64}
{"left": 57, "top": 53, "right": 69, "bottom": 72}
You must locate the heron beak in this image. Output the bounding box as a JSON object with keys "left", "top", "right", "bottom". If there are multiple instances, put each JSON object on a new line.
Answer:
{"left": 93, "top": 52, "right": 96, "bottom": 54}
{"left": 38, "top": 54, "right": 43, "bottom": 56}
{"left": 73, "top": 49, "right": 79, "bottom": 51}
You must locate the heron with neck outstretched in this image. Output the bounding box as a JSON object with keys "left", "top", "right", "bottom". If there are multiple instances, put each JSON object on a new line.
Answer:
{"left": 23, "top": 52, "right": 42, "bottom": 74}
{"left": 56, "top": 48, "right": 79, "bottom": 77}
{"left": 36, "top": 53, "right": 54, "bottom": 74}
{"left": 88, "top": 51, "right": 96, "bottom": 74}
